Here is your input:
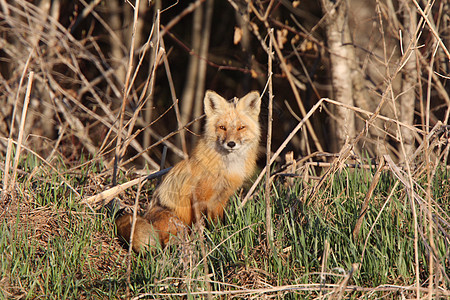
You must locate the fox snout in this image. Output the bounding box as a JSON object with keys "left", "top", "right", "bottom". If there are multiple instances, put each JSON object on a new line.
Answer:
{"left": 219, "top": 138, "right": 240, "bottom": 152}
{"left": 227, "top": 141, "right": 236, "bottom": 148}
{"left": 224, "top": 140, "right": 238, "bottom": 151}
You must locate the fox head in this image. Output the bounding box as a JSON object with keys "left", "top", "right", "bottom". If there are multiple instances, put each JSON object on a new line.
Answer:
{"left": 203, "top": 90, "right": 261, "bottom": 153}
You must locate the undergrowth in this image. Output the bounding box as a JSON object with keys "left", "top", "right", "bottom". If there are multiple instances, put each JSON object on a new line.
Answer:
{"left": 0, "top": 155, "right": 449, "bottom": 299}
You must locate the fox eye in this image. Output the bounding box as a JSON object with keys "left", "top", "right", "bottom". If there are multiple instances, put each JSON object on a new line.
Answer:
{"left": 238, "top": 125, "right": 246, "bottom": 130}
{"left": 219, "top": 125, "right": 226, "bottom": 131}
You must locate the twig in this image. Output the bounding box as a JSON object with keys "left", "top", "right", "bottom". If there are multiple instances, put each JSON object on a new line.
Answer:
{"left": 265, "top": 29, "right": 274, "bottom": 252}
{"left": 330, "top": 263, "right": 359, "bottom": 300}
{"left": 10, "top": 71, "right": 34, "bottom": 192}
{"left": 359, "top": 180, "right": 399, "bottom": 267}
{"left": 387, "top": 56, "right": 421, "bottom": 299}
{"left": 131, "top": 282, "right": 450, "bottom": 299}
{"left": 2, "top": 50, "right": 33, "bottom": 200}
{"left": 248, "top": 0, "right": 275, "bottom": 22}
{"left": 192, "top": 195, "right": 213, "bottom": 299}
{"left": 126, "top": 177, "right": 144, "bottom": 299}
{"left": 320, "top": 239, "right": 330, "bottom": 297}
{"left": 426, "top": 130, "right": 436, "bottom": 300}
{"left": 422, "top": 19, "right": 439, "bottom": 298}
{"left": 81, "top": 167, "right": 172, "bottom": 207}
{"left": 352, "top": 156, "right": 385, "bottom": 240}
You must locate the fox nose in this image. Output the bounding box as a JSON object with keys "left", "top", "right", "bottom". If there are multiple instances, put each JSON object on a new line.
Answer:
{"left": 227, "top": 141, "right": 236, "bottom": 148}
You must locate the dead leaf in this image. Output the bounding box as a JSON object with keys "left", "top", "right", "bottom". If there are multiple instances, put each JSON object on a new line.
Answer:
{"left": 277, "top": 29, "right": 288, "bottom": 49}
{"left": 234, "top": 26, "right": 243, "bottom": 45}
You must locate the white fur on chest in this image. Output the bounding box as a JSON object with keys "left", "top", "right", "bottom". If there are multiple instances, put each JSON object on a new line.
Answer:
{"left": 222, "top": 149, "right": 249, "bottom": 177}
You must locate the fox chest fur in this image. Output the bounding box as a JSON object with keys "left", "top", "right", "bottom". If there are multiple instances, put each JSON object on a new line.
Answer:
{"left": 149, "top": 139, "right": 258, "bottom": 226}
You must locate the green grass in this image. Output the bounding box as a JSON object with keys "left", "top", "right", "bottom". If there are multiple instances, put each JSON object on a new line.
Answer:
{"left": 1, "top": 156, "right": 449, "bottom": 299}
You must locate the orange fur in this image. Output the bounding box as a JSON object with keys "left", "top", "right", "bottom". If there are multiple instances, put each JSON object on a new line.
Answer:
{"left": 116, "top": 90, "right": 261, "bottom": 252}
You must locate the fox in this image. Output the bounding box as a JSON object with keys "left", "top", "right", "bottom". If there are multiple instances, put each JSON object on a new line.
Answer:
{"left": 115, "top": 90, "right": 261, "bottom": 253}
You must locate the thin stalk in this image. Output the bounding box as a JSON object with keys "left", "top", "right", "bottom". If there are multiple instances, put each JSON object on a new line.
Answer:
{"left": 2, "top": 51, "right": 33, "bottom": 199}
{"left": 11, "top": 71, "right": 34, "bottom": 191}
{"left": 265, "top": 29, "right": 274, "bottom": 252}
{"left": 126, "top": 177, "right": 143, "bottom": 299}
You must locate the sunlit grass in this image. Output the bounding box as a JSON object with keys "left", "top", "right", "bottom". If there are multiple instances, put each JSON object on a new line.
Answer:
{"left": 1, "top": 155, "right": 449, "bottom": 299}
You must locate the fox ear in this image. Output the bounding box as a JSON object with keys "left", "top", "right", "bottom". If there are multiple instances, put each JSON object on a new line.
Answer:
{"left": 236, "top": 91, "right": 261, "bottom": 120}
{"left": 204, "top": 90, "right": 228, "bottom": 117}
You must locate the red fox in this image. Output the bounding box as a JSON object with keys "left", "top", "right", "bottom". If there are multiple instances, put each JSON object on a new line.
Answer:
{"left": 116, "top": 90, "right": 261, "bottom": 252}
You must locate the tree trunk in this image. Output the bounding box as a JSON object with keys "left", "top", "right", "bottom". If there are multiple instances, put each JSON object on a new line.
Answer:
{"left": 192, "top": 0, "right": 214, "bottom": 135}
{"left": 180, "top": 4, "right": 203, "bottom": 130}
{"left": 320, "top": 0, "right": 356, "bottom": 152}
{"left": 108, "top": 0, "right": 127, "bottom": 85}
{"left": 399, "top": 0, "right": 417, "bottom": 159}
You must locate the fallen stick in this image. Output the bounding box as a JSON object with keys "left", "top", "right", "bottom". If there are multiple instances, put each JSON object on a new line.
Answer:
{"left": 81, "top": 167, "right": 171, "bottom": 206}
